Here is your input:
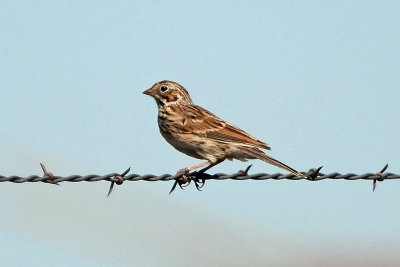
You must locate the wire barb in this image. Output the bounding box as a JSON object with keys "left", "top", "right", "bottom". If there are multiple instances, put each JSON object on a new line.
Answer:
{"left": 239, "top": 164, "right": 253, "bottom": 176}
{"left": 306, "top": 166, "right": 324, "bottom": 181}
{"left": 373, "top": 164, "right": 388, "bottom": 192}
{"left": 39, "top": 163, "right": 59, "bottom": 185}
{"left": 107, "top": 167, "right": 131, "bottom": 197}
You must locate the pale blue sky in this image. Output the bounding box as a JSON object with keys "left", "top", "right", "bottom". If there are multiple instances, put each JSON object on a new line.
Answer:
{"left": 1, "top": 1, "right": 399, "bottom": 266}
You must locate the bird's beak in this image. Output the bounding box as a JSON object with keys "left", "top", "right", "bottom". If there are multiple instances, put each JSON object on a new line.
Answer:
{"left": 143, "top": 88, "right": 154, "bottom": 96}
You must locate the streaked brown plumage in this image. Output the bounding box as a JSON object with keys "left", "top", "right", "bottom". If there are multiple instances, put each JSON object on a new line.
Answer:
{"left": 143, "top": 80, "right": 303, "bottom": 177}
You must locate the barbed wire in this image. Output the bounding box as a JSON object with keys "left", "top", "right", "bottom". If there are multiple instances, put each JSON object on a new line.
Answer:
{"left": 0, "top": 163, "right": 398, "bottom": 195}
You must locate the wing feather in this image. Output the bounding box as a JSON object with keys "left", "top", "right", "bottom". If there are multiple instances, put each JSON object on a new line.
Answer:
{"left": 172, "top": 104, "right": 270, "bottom": 150}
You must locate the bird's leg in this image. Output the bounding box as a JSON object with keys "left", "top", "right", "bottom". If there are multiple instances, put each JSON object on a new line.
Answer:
{"left": 173, "top": 160, "right": 224, "bottom": 192}
{"left": 176, "top": 161, "right": 211, "bottom": 188}
{"left": 198, "top": 160, "right": 221, "bottom": 173}
{"left": 193, "top": 159, "right": 224, "bottom": 190}
{"left": 178, "top": 161, "right": 211, "bottom": 174}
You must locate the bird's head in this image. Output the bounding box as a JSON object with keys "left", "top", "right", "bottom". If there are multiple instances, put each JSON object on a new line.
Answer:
{"left": 143, "top": 80, "right": 193, "bottom": 107}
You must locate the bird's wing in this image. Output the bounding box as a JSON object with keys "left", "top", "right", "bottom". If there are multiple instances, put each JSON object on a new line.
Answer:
{"left": 174, "top": 104, "right": 270, "bottom": 150}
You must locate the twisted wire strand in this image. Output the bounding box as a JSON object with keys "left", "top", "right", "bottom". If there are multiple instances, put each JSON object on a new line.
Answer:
{"left": 0, "top": 171, "right": 399, "bottom": 183}
{"left": 0, "top": 163, "right": 398, "bottom": 195}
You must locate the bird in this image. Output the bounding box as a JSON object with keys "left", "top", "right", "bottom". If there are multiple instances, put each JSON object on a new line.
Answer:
{"left": 143, "top": 80, "right": 304, "bottom": 180}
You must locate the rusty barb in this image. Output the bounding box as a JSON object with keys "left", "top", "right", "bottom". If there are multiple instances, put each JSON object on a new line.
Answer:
{"left": 373, "top": 164, "right": 388, "bottom": 192}
{"left": 40, "top": 163, "right": 59, "bottom": 185}
{"left": 107, "top": 167, "right": 131, "bottom": 197}
{"left": 0, "top": 163, "right": 398, "bottom": 196}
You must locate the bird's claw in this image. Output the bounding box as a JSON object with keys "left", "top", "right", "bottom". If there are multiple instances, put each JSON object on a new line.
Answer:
{"left": 177, "top": 169, "right": 192, "bottom": 187}
{"left": 170, "top": 169, "right": 191, "bottom": 194}
{"left": 180, "top": 174, "right": 191, "bottom": 188}
{"left": 170, "top": 170, "right": 206, "bottom": 194}
{"left": 192, "top": 172, "right": 206, "bottom": 191}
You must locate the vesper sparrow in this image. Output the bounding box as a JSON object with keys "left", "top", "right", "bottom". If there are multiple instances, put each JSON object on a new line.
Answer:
{"left": 143, "top": 80, "right": 303, "bottom": 179}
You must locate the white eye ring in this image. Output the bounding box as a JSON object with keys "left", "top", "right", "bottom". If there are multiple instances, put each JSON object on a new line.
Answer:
{"left": 160, "top": 86, "right": 168, "bottom": 92}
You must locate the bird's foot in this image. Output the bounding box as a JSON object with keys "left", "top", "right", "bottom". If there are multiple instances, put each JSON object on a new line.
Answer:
{"left": 191, "top": 171, "right": 206, "bottom": 191}
{"left": 170, "top": 169, "right": 206, "bottom": 194}
{"left": 177, "top": 168, "right": 192, "bottom": 188}
{"left": 169, "top": 169, "right": 194, "bottom": 194}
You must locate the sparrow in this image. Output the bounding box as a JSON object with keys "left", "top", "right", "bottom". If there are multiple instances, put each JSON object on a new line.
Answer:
{"left": 143, "top": 80, "right": 303, "bottom": 181}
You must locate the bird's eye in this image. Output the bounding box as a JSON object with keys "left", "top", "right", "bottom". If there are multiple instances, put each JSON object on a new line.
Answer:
{"left": 160, "top": 86, "right": 168, "bottom": 92}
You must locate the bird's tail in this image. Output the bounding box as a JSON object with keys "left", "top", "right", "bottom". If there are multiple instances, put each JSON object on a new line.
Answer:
{"left": 241, "top": 147, "right": 304, "bottom": 177}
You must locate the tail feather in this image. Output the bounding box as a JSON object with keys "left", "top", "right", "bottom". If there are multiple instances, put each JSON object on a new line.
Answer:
{"left": 241, "top": 147, "right": 303, "bottom": 177}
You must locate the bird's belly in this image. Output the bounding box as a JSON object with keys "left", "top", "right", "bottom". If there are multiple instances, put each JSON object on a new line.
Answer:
{"left": 158, "top": 127, "right": 251, "bottom": 163}
{"left": 160, "top": 130, "right": 205, "bottom": 160}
